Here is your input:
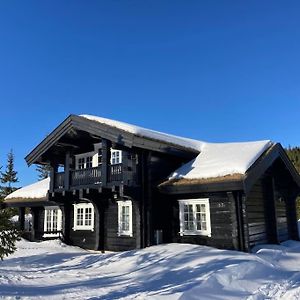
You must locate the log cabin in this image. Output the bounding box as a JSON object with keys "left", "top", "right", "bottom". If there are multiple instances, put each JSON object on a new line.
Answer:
{"left": 4, "top": 114, "right": 300, "bottom": 252}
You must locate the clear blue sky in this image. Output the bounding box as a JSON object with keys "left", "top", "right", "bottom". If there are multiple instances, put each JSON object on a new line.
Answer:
{"left": 0, "top": 1, "right": 300, "bottom": 186}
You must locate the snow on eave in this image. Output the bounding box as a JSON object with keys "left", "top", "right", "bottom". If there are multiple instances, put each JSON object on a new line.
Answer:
{"left": 79, "top": 114, "right": 204, "bottom": 152}
{"left": 168, "top": 140, "right": 274, "bottom": 181}
{"left": 5, "top": 178, "right": 50, "bottom": 202}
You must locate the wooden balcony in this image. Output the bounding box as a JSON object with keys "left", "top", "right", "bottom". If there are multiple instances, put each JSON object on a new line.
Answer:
{"left": 53, "top": 164, "right": 123, "bottom": 190}
{"left": 71, "top": 166, "right": 102, "bottom": 187}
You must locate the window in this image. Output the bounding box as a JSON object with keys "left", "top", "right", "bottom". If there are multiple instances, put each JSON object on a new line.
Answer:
{"left": 86, "top": 156, "right": 93, "bottom": 168}
{"left": 111, "top": 149, "right": 122, "bottom": 165}
{"left": 76, "top": 152, "right": 95, "bottom": 170}
{"left": 178, "top": 199, "right": 211, "bottom": 236}
{"left": 117, "top": 200, "right": 132, "bottom": 236}
{"left": 78, "top": 157, "right": 85, "bottom": 169}
{"left": 43, "top": 207, "right": 62, "bottom": 237}
{"left": 73, "top": 203, "right": 94, "bottom": 231}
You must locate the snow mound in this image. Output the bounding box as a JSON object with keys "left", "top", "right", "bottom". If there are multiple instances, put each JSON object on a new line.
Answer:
{"left": 1, "top": 240, "right": 300, "bottom": 299}
{"left": 5, "top": 177, "right": 50, "bottom": 200}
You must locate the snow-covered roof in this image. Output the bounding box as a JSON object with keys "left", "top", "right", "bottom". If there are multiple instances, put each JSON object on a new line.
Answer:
{"left": 80, "top": 114, "right": 204, "bottom": 152}
{"left": 81, "top": 114, "right": 272, "bottom": 180}
{"left": 169, "top": 140, "right": 273, "bottom": 180}
{"left": 5, "top": 178, "right": 49, "bottom": 202}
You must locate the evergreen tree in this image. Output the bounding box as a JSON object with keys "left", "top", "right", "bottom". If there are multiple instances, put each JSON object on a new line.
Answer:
{"left": 285, "top": 146, "right": 300, "bottom": 219}
{"left": 0, "top": 209, "right": 20, "bottom": 260}
{"left": 0, "top": 150, "right": 18, "bottom": 197}
{"left": 36, "top": 164, "right": 51, "bottom": 180}
{"left": 286, "top": 146, "right": 300, "bottom": 174}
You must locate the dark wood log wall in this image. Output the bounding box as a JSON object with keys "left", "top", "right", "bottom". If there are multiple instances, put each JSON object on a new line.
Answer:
{"left": 246, "top": 180, "right": 269, "bottom": 247}
{"left": 68, "top": 201, "right": 99, "bottom": 250}
{"left": 275, "top": 197, "right": 288, "bottom": 242}
{"left": 104, "top": 199, "right": 138, "bottom": 251}
{"left": 168, "top": 193, "right": 237, "bottom": 250}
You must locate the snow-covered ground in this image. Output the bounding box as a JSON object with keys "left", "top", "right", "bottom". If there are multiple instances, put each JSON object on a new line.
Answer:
{"left": 2, "top": 240, "right": 300, "bottom": 299}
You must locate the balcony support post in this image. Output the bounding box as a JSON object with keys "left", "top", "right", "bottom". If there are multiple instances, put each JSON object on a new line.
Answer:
{"left": 122, "top": 150, "right": 129, "bottom": 185}
{"left": 64, "top": 151, "right": 70, "bottom": 190}
{"left": 49, "top": 164, "right": 58, "bottom": 193}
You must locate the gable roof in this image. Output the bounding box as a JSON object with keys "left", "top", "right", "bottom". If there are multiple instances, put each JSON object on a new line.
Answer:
{"left": 25, "top": 114, "right": 200, "bottom": 166}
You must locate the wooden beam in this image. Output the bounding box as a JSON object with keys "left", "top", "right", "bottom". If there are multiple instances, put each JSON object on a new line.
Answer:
{"left": 241, "top": 195, "right": 250, "bottom": 252}
{"left": 101, "top": 139, "right": 111, "bottom": 186}
{"left": 286, "top": 194, "right": 299, "bottom": 240}
{"left": 18, "top": 207, "right": 25, "bottom": 231}
{"left": 228, "top": 192, "right": 239, "bottom": 251}
{"left": 64, "top": 151, "right": 70, "bottom": 190}
{"left": 49, "top": 164, "right": 58, "bottom": 193}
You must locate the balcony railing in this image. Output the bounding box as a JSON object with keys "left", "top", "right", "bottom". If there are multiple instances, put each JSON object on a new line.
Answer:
{"left": 53, "top": 164, "right": 124, "bottom": 190}
{"left": 109, "top": 163, "right": 123, "bottom": 182}
{"left": 71, "top": 166, "right": 102, "bottom": 187}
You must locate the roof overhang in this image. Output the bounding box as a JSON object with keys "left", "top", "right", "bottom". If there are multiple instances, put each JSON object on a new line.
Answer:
{"left": 25, "top": 115, "right": 199, "bottom": 166}
{"left": 4, "top": 196, "right": 58, "bottom": 208}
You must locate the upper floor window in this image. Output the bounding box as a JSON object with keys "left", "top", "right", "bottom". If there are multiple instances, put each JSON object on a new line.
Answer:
{"left": 78, "top": 157, "right": 85, "bottom": 169}
{"left": 111, "top": 149, "right": 122, "bottom": 165}
{"left": 73, "top": 203, "right": 94, "bottom": 231}
{"left": 117, "top": 200, "right": 133, "bottom": 237}
{"left": 76, "top": 153, "right": 94, "bottom": 170}
{"left": 75, "top": 147, "right": 123, "bottom": 169}
{"left": 178, "top": 199, "right": 211, "bottom": 237}
{"left": 86, "top": 156, "right": 93, "bottom": 168}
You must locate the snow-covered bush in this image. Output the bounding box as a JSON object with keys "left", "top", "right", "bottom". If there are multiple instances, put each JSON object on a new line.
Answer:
{"left": 0, "top": 209, "right": 20, "bottom": 260}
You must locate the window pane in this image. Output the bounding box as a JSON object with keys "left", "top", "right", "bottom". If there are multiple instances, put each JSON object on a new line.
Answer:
{"left": 85, "top": 207, "right": 92, "bottom": 226}
{"left": 86, "top": 156, "right": 93, "bottom": 168}
{"left": 53, "top": 210, "right": 58, "bottom": 231}
{"left": 119, "top": 203, "right": 131, "bottom": 233}
{"left": 78, "top": 158, "right": 85, "bottom": 169}
{"left": 183, "top": 204, "right": 194, "bottom": 231}
{"left": 77, "top": 208, "right": 84, "bottom": 226}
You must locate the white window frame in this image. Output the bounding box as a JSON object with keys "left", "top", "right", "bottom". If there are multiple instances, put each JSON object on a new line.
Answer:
{"left": 178, "top": 198, "right": 211, "bottom": 237}
{"left": 74, "top": 145, "right": 123, "bottom": 169}
{"left": 75, "top": 151, "right": 96, "bottom": 170}
{"left": 111, "top": 149, "right": 122, "bottom": 165}
{"left": 73, "top": 203, "right": 94, "bottom": 231}
{"left": 43, "top": 206, "right": 62, "bottom": 237}
{"left": 117, "top": 200, "right": 133, "bottom": 237}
